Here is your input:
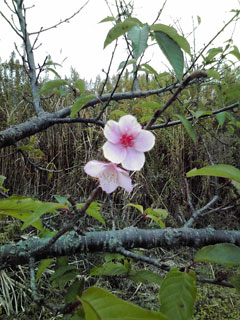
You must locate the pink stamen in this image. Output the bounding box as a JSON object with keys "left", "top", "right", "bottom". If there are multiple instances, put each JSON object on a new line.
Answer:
{"left": 120, "top": 134, "right": 134, "bottom": 147}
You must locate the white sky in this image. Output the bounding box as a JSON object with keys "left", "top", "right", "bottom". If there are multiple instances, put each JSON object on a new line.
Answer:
{"left": 0, "top": 0, "right": 239, "bottom": 81}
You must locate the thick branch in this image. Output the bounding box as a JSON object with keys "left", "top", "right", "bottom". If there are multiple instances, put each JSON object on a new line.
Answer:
{"left": 1, "top": 227, "right": 240, "bottom": 268}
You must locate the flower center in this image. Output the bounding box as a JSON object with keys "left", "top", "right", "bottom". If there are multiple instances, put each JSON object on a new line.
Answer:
{"left": 120, "top": 134, "right": 134, "bottom": 147}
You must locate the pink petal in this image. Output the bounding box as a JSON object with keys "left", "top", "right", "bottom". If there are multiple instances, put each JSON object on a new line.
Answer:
{"left": 103, "top": 141, "right": 127, "bottom": 164}
{"left": 84, "top": 160, "right": 106, "bottom": 177}
{"left": 133, "top": 130, "right": 155, "bottom": 152}
{"left": 121, "top": 148, "right": 145, "bottom": 171}
{"left": 104, "top": 120, "right": 121, "bottom": 144}
{"left": 119, "top": 115, "right": 141, "bottom": 137}
{"left": 117, "top": 170, "right": 133, "bottom": 192}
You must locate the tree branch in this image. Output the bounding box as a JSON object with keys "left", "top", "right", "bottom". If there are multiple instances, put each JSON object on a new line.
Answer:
{"left": 1, "top": 227, "right": 240, "bottom": 268}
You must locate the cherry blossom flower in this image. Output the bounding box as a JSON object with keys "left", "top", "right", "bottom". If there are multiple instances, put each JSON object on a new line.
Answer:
{"left": 84, "top": 160, "right": 133, "bottom": 194}
{"left": 103, "top": 115, "right": 155, "bottom": 171}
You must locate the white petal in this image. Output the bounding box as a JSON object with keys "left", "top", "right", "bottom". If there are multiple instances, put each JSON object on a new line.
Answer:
{"left": 84, "top": 160, "right": 106, "bottom": 177}
{"left": 134, "top": 130, "right": 155, "bottom": 152}
{"left": 121, "top": 148, "right": 145, "bottom": 171}
{"left": 104, "top": 120, "right": 121, "bottom": 144}
{"left": 117, "top": 170, "right": 133, "bottom": 192}
{"left": 119, "top": 115, "right": 141, "bottom": 136}
{"left": 98, "top": 166, "right": 118, "bottom": 194}
{"left": 103, "top": 141, "right": 126, "bottom": 163}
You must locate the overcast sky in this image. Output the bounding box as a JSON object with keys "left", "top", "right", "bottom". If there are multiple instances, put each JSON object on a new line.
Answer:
{"left": 0, "top": 0, "right": 239, "bottom": 81}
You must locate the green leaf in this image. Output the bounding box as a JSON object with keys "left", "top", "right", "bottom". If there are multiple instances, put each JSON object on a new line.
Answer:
{"left": 0, "top": 195, "right": 67, "bottom": 231}
{"left": 205, "top": 47, "right": 223, "bottom": 61}
{"left": 127, "top": 24, "right": 149, "bottom": 59}
{"left": 47, "top": 68, "right": 61, "bottom": 79}
{"left": 154, "top": 31, "right": 184, "bottom": 81}
{"left": 140, "top": 63, "right": 158, "bottom": 75}
{"left": 0, "top": 175, "right": 8, "bottom": 193}
{"left": 80, "top": 287, "right": 167, "bottom": 320}
{"left": 53, "top": 195, "right": 70, "bottom": 205}
{"left": 151, "top": 24, "right": 191, "bottom": 55}
{"left": 70, "top": 95, "right": 96, "bottom": 117}
{"left": 195, "top": 243, "right": 240, "bottom": 266}
{"left": 104, "top": 253, "right": 125, "bottom": 263}
{"left": 75, "top": 79, "right": 85, "bottom": 94}
{"left": 216, "top": 111, "right": 228, "bottom": 127}
{"left": 145, "top": 208, "right": 168, "bottom": 228}
{"left": 104, "top": 19, "right": 139, "bottom": 48}
{"left": 207, "top": 69, "right": 220, "bottom": 80}
{"left": 159, "top": 269, "right": 197, "bottom": 320}
{"left": 90, "top": 262, "right": 129, "bottom": 276}
{"left": 229, "top": 45, "right": 240, "bottom": 60}
{"left": 174, "top": 114, "right": 197, "bottom": 144}
{"left": 99, "top": 16, "right": 115, "bottom": 23}
{"left": 129, "top": 270, "right": 163, "bottom": 285}
{"left": 193, "top": 110, "right": 212, "bottom": 119}
{"left": 65, "top": 278, "right": 85, "bottom": 304}
{"left": 38, "top": 79, "right": 68, "bottom": 94}
{"left": 186, "top": 164, "right": 240, "bottom": 183}
{"left": 134, "top": 101, "right": 162, "bottom": 111}
{"left": 231, "top": 179, "right": 240, "bottom": 194}
{"left": 36, "top": 258, "right": 53, "bottom": 281}
{"left": 50, "top": 265, "right": 78, "bottom": 282}
{"left": 229, "top": 275, "right": 240, "bottom": 294}
{"left": 109, "top": 109, "right": 128, "bottom": 120}
{"left": 76, "top": 202, "right": 105, "bottom": 225}
{"left": 117, "top": 59, "right": 136, "bottom": 71}
{"left": 125, "top": 203, "right": 144, "bottom": 214}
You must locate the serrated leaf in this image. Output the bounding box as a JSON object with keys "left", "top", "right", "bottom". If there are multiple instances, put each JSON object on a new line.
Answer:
{"left": 154, "top": 31, "right": 184, "bottom": 81}
{"left": 76, "top": 202, "right": 105, "bottom": 225}
{"left": 125, "top": 203, "right": 144, "bottom": 214}
{"left": 159, "top": 269, "right": 197, "bottom": 320}
{"left": 36, "top": 258, "right": 53, "bottom": 281}
{"left": 151, "top": 24, "right": 191, "bottom": 55}
{"left": 175, "top": 114, "right": 197, "bottom": 144}
{"left": 38, "top": 79, "right": 68, "bottom": 94}
{"left": 99, "top": 16, "right": 115, "bottom": 23}
{"left": 186, "top": 164, "right": 240, "bottom": 183}
{"left": 90, "top": 262, "right": 129, "bottom": 276}
{"left": 129, "top": 270, "right": 163, "bottom": 285}
{"left": 104, "top": 19, "right": 138, "bottom": 48}
{"left": 80, "top": 287, "right": 167, "bottom": 320}
{"left": 195, "top": 243, "right": 240, "bottom": 266}
{"left": 70, "top": 95, "right": 96, "bottom": 117}
{"left": 128, "top": 24, "right": 149, "bottom": 59}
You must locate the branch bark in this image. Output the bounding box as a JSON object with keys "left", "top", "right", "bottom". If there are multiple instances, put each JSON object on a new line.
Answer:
{"left": 1, "top": 227, "right": 240, "bottom": 268}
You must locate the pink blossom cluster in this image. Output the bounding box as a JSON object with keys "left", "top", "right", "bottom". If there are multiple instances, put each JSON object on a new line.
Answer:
{"left": 84, "top": 115, "right": 155, "bottom": 194}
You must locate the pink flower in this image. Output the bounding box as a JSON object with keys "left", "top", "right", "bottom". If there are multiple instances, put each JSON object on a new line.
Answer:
{"left": 103, "top": 115, "right": 155, "bottom": 171}
{"left": 84, "top": 160, "right": 133, "bottom": 194}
